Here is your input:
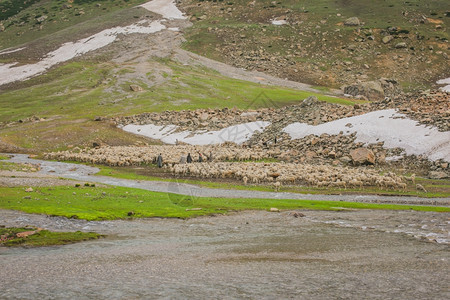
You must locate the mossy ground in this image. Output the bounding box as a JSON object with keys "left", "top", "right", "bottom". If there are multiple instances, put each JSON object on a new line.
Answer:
{"left": 0, "top": 227, "right": 103, "bottom": 247}
{"left": 0, "top": 185, "right": 447, "bottom": 222}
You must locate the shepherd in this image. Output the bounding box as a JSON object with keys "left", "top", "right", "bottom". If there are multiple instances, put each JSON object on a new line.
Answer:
{"left": 157, "top": 153, "right": 163, "bottom": 168}
{"left": 187, "top": 153, "right": 193, "bottom": 163}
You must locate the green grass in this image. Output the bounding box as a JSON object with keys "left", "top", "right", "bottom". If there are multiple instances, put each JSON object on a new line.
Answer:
{"left": 0, "top": 60, "right": 355, "bottom": 123}
{"left": 0, "top": 155, "right": 8, "bottom": 160}
{"left": 0, "top": 0, "right": 149, "bottom": 50}
{"left": 0, "top": 227, "right": 103, "bottom": 247}
{"left": 0, "top": 186, "right": 447, "bottom": 221}
{"left": 0, "top": 58, "right": 355, "bottom": 152}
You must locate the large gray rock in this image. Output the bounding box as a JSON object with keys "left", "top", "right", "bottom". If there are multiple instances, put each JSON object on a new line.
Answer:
{"left": 350, "top": 148, "right": 375, "bottom": 165}
{"left": 428, "top": 171, "right": 448, "bottom": 179}
{"left": 344, "top": 81, "right": 384, "bottom": 101}
{"left": 344, "top": 78, "right": 400, "bottom": 101}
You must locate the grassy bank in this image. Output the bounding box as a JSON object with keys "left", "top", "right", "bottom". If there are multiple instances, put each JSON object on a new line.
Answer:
{"left": 0, "top": 227, "right": 103, "bottom": 247}
{"left": 0, "top": 186, "right": 448, "bottom": 221}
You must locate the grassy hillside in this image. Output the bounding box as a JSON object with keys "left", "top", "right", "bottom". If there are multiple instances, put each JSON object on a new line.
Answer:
{"left": 181, "top": 0, "right": 449, "bottom": 90}
{"left": 0, "top": 0, "right": 150, "bottom": 51}
{"left": 0, "top": 58, "right": 353, "bottom": 152}
{"left": 0, "top": 0, "right": 446, "bottom": 153}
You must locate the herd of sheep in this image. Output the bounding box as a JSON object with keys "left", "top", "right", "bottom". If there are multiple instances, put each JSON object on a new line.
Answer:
{"left": 45, "top": 145, "right": 275, "bottom": 166}
{"left": 45, "top": 145, "right": 407, "bottom": 190}
{"left": 170, "top": 162, "right": 406, "bottom": 190}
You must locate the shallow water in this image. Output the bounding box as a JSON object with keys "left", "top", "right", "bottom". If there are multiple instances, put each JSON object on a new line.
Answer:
{"left": 1, "top": 210, "right": 448, "bottom": 299}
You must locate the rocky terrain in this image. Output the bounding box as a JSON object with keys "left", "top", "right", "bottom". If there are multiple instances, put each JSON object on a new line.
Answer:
{"left": 180, "top": 0, "right": 449, "bottom": 92}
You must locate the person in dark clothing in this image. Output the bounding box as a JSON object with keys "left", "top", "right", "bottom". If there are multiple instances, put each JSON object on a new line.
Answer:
{"left": 186, "top": 153, "right": 193, "bottom": 163}
{"left": 157, "top": 153, "right": 163, "bottom": 168}
{"left": 198, "top": 152, "right": 203, "bottom": 162}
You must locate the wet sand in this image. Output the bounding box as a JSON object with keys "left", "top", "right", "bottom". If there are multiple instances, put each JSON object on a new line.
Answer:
{"left": 1, "top": 209, "right": 448, "bottom": 299}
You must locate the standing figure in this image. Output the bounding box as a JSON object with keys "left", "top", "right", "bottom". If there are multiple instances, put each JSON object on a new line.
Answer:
{"left": 157, "top": 153, "right": 163, "bottom": 168}
{"left": 198, "top": 152, "right": 203, "bottom": 163}
{"left": 187, "top": 153, "right": 193, "bottom": 163}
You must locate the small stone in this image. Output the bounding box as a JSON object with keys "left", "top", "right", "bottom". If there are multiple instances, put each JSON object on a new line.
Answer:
{"left": 344, "top": 17, "right": 360, "bottom": 26}
{"left": 129, "top": 84, "right": 143, "bottom": 92}
{"left": 25, "top": 187, "right": 33, "bottom": 192}
{"left": 382, "top": 35, "right": 394, "bottom": 44}
{"left": 291, "top": 212, "right": 305, "bottom": 218}
{"left": 270, "top": 208, "right": 280, "bottom": 212}
{"left": 395, "top": 42, "right": 407, "bottom": 49}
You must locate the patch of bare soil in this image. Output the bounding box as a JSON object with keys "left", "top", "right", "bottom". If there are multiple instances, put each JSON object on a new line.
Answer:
{"left": 0, "top": 171, "right": 86, "bottom": 187}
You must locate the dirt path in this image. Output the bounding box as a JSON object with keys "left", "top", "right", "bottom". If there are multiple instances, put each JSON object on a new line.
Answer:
{"left": 4, "top": 154, "right": 450, "bottom": 206}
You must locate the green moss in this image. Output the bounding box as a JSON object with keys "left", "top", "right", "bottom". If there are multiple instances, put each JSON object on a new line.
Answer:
{"left": 0, "top": 186, "right": 447, "bottom": 222}
{"left": 0, "top": 227, "right": 103, "bottom": 247}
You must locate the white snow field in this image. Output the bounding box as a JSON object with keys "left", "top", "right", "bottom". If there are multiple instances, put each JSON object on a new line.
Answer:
{"left": 122, "top": 121, "right": 271, "bottom": 145}
{"left": 283, "top": 109, "right": 450, "bottom": 162}
{"left": 140, "top": 0, "right": 187, "bottom": 19}
{"left": 437, "top": 77, "right": 450, "bottom": 92}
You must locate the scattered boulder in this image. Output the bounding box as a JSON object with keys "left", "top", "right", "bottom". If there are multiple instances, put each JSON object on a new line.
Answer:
{"left": 25, "top": 187, "right": 34, "bottom": 192}
{"left": 301, "top": 96, "right": 319, "bottom": 106}
{"left": 428, "top": 171, "right": 448, "bottom": 179}
{"left": 129, "top": 85, "right": 143, "bottom": 92}
{"left": 344, "top": 81, "right": 385, "bottom": 101}
{"left": 270, "top": 207, "right": 280, "bottom": 212}
{"left": 395, "top": 42, "right": 407, "bottom": 49}
{"left": 350, "top": 148, "right": 376, "bottom": 165}
{"left": 291, "top": 212, "right": 305, "bottom": 218}
{"left": 344, "top": 17, "right": 360, "bottom": 26}
{"left": 36, "top": 15, "right": 48, "bottom": 23}
{"left": 382, "top": 35, "right": 394, "bottom": 44}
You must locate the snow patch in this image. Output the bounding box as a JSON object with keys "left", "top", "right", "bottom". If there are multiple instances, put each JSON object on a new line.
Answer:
{"left": 140, "top": 0, "right": 187, "bottom": 20}
{"left": 271, "top": 20, "right": 287, "bottom": 25}
{"left": 0, "top": 20, "right": 166, "bottom": 85}
{"left": 122, "top": 121, "right": 271, "bottom": 145}
{"left": 0, "top": 47, "right": 26, "bottom": 55}
{"left": 437, "top": 77, "right": 450, "bottom": 92}
{"left": 283, "top": 109, "right": 450, "bottom": 162}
